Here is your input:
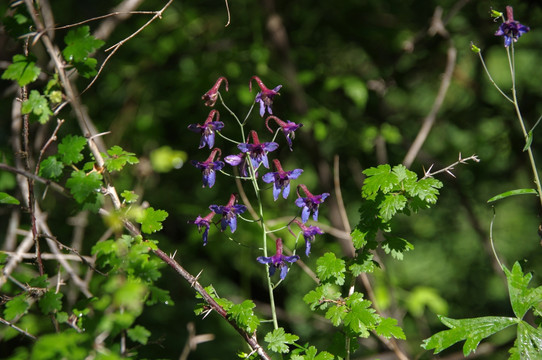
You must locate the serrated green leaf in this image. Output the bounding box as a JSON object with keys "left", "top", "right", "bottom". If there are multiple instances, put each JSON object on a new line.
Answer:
{"left": 376, "top": 317, "right": 406, "bottom": 339}
{"left": 504, "top": 262, "right": 536, "bottom": 319}
{"left": 406, "top": 177, "right": 442, "bottom": 204}
{"left": 325, "top": 304, "right": 346, "bottom": 326}
{"left": 21, "top": 90, "right": 52, "bottom": 124}
{"left": 229, "top": 300, "right": 260, "bottom": 333}
{"left": 127, "top": 325, "right": 151, "bottom": 345}
{"left": 39, "top": 291, "right": 63, "bottom": 314}
{"left": 103, "top": 145, "right": 139, "bottom": 172}
{"left": 39, "top": 156, "right": 64, "bottom": 179}
{"left": 0, "top": 192, "right": 20, "bottom": 205}
{"left": 381, "top": 235, "right": 413, "bottom": 260}
{"left": 316, "top": 252, "right": 346, "bottom": 285}
{"left": 378, "top": 193, "right": 407, "bottom": 221}
{"left": 73, "top": 57, "right": 99, "bottom": 79}
{"left": 66, "top": 170, "right": 103, "bottom": 203}
{"left": 121, "top": 190, "right": 139, "bottom": 204}
{"left": 62, "top": 26, "right": 105, "bottom": 63}
{"left": 362, "top": 164, "right": 396, "bottom": 198}
{"left": 4, "top": 294, "right": 29, "bottom": 321}
{"left": 392, "top": 164, "right": 416, "bottom": 183}
{"left": 1, "top": 54, "right": 41, "bottom": 87}
{"left": 138, "top": 207, "right": 168, "bottom": 234}
{"left": 349, "top": 251, "right": 376, "bottom": 276}
{"left": 29, "top": 275, "right": 49, "bottom": 288}
{"left": 343, "top": 294, "right": 378, "bottom": 337}
{"left": 58, "top": 135, "right": 87, "bottom": 165}
{"left": 147, "top": 285, "right": 174, "bottom": 306}
{"left": 303, "top": 283, "right": 342, "bottom": 311}
{"left": 422, "top": 315, "right": 517, "bottom": 356}
{"left": 487, "top": 189, "right": 538, "bottom": 204}
{"left": 265, "top": 327, "right": 299, "bottom": 353}
{"left": 516, "top": 320, "right": 542, "bottom": 358}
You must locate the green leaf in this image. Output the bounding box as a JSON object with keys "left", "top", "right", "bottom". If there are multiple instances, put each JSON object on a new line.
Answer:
{"left": 303, "top": 283, "right": 342, "bottom": 311}
{"left": 343, "top": 293, "right": 379, "bottom": 337}
{"left": 147, "top": 285, "right": 174, "bottom": 306}
{"left": 21, "top": 90, "right": 52, "bottom": 124}
{"left": 524, "top": 130, "right": 534, "bottom": 151}
{"left": 378, "top": 193, "right": 407, "bottom": 221}
{"left": 0, "top": 192, "right": 20, "bottom": 205}
{"left": 316, "top": 252, "right": 346, "bottom": 285}
{"left": 4, "top": 294, "right": 29, "bottom": 321}
{"left": 31, "top": 330, "right": 89, "bottom": 360}
{"left": 229, "top": 300, "right": 260, "bottom": 333}
{"left": 343, "top": 77, "right": 368, "bottom": 109}
{"left": 1, "top": 54, "right": 41, "bottom": 87}
{"left": 29, "top": 275, "right": 49, "bottom": 288}
{"left": 349, "top": 251, "right": 376, "bottom": 276}
{"left": 121, "top": 190, "right": 139, "bottom": 204}
{"left": 422, "top": 315, "right": 517, "bottom": 356}
{"left": 38, "top": 291, "right": 63, "bottom": 314}
{"left": 362, "top": 164, "right": 396, "bottom": 199}
{"left": 381, "top": 235, "right": 413, "bottom": 260}
{"left": 66, "top": 170, "right": 103, "bottom": 204}
{"left": 376, "top": 317, "right": 406, "bottom": 340}
{"left": 487, "top": 189, "right": 538, "bottom": 203}
{"left": 504, "top": 262, "right": 538, "bottom": 319}
{"left": 137, "top": 207, "right": 168, "bottom": 234}
{"left": 515, "top": 320, "right": 542, "bottom": 358}
{"left": 265, "top": 327, "right": 299, "bottom": 353}
{"left": 325, "top": 304, "right": 346, "bottom": 326}
{"left": 407, "top": 177, "right": 442, "bottom": 205}
{"left": 103, "top": 145, "right": 139, "bottom": 172}
{"left": 58, "top": 135, "right": 87, "bottom": 165}
{"left": 39, "top": 156, "right": 64, "bottom": 179}
{"left": 62, "top": 26, "right": 104, "bottom": 63}
{"left": 127, "top": 325, "right": 151, "bottom": 345}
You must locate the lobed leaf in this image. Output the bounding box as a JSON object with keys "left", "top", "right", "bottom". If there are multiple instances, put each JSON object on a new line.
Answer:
{"left": 362, "top": 164, "right": 396, "bottom": 199}
{"left": 38, "top": 291, "right": 63, "bottom": 314}
{"left": 1, "top": 54, "right": 41, "bottom": 87}
{"left": 39, "top": 156, "right": 64, "bottom": 180}
{"left": 62, "top": 26, "right": 104, "bottom": 63}
{"left": 137, "top": 207, "right": 168, "bottom": 234}
{"left": 316, "top": 252, "right": 346, "bottom": 285}
{"left": 229, "top": 300, "right": 260, "bottom": 333}
{"left": 103, "top": 145, "right": 139, "bottom": 172}
{"left": 66, "top": 170, "right": 103, "bottom": 204}
{"left": 381, "top": 235, "right": 413, "bottom": 260}
{"left": 265, "top": 327, "right": 299, "bottom": 353}
{"left": 376, "top": 317, "right": 406, "bottom": 340}
{"left": 21, "top": 90, "right": 53, "bottom": 124}
{"left": 4, "top": 294, "right": 29, "bottom": 321}
{"left": 58, "top": 135, "right": 87, "bottom": 166}
{"left": 127, "top": 325, "right": 151, "bottom": 345}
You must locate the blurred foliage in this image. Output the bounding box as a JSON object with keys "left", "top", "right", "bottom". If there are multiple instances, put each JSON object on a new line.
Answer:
{"left": 2, "top": 0, "right": 542, "bottom": 359}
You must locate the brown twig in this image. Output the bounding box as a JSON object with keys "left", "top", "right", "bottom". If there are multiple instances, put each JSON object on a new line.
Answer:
{"left": 34, "top": 118, "right": 65, "bottom": 177}
{"left": 0, "top": 316, "right": 37, "bottom": 340}
{"left": 0, "top": 163, "right": 70, "bottom": 197}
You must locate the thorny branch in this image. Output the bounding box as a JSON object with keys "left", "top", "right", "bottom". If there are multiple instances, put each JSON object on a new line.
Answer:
{"left": 422, "top": 153, "right": 480, "bottom": 179}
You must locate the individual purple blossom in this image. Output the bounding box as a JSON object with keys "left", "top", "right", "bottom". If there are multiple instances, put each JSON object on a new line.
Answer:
{"left": 191, "top": 148, "right": 225, "bottom": 188}
{"left": 188, "top": 211, "right": 215, "bottom": 245}
{"left": 249, "top": 76, "right": 282, "bottom": 117}
{"left": 290, "top": 219, "right": 324, "bottom": 256}
{"left": 295, "top": 184, "right": 330, "bottom": 223}
{"left": 209, "top": 193, "right": 247, "bottom": 233}
{"left": 202, "top": 76, "right": 228, "bottom": 107}
{"left": 257, "top": 238, "right": 299, "bottom": 280}
{"left": 224, "top": 152, "right": 251, "bottom": 178}
{"left": 266, "top": 116, "right": 303, "bottom": 151}
{"left": 237, "top": 130, "right": 279, "bottom": 170}
{"left": 495, "top": 6, "right": 530, "bottom": 47}
{"left": 262, "top": 159, "right": 303, "bottom": 201}
{"left": 188, "top": 110, "right": 224, "bottom": 149}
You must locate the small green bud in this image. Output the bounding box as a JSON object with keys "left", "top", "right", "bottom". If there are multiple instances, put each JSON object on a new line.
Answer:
{"left": 490, "top": 9, "right": 503, "bottom": 18}
{"left": 49, "top": 90, "right": 63, "bottom": 104}
{"left": 470, "top": 42, "right": 481, "bottom": 53}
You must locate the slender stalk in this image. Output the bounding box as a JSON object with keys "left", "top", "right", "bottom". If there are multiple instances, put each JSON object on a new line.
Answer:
{"left": 506, "top": 44, "right": 542, "bottom": 212}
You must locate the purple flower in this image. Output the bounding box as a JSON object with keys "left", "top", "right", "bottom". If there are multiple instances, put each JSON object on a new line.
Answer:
{"left": 224, "top": 152, "right": 251, "bottom": 178}
{"left": 495, "top": 6, "right": 530, "bottom": 47}
{"left": 295, "top": 184, "right": 330, "bottom": 223}
{"left": 238, "top": 130, "right": 279, "bottom": 170}
{"left": 188, "top": 211, "right": 215, "bottom": 245}
{"left": 266, "top": 116, "right": 303, "bottom": 151}
{"left": 191, "top": 148, "right": 225, "bottom": 188}
{"left": 250, "top": 76, "right": 281, "bottom": 117}
{"left": 209, "top": 193, "right": 247, "bottom": 233}
{"left": 188, "top": 110, "right": 224, "bottom": 149}
{"left": 262, "top": 159, "right": 303, "bottom": 201}
{"left": 257, "top": 238, "right": 299, "bottom": 280}
{"left": 290, "top": 219, "right": 324, "bottom": 256}
{"left": 202, "top": 76, "right": 228, "bottom": 107}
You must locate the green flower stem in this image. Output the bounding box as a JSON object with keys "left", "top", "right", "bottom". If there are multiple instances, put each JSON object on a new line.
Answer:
{"left": 476, "top": 52, "right": 513, "bottom": 103}
{"left": 506, "top": 45, "right": 542, "bottom": 212}
{"left": 224, "top": 94, "right": 280, "bottom": 330}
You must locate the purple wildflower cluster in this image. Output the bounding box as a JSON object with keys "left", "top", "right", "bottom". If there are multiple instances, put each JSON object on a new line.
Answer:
{"left": 188, "top": 76, "right": 328, "bottom": 279}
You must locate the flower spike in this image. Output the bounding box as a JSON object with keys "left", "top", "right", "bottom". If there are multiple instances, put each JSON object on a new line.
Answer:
{"left": 237, "top": 130, "right": 279, "bottom": 170}
{"left": 265, "top": 116, "right": 303, "bottom": 151}
{"left": 249, "top": 76, "right": 282, "bottom": 117}
{"left": 202, "top": 76, "right": 229, "bottom": 107}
